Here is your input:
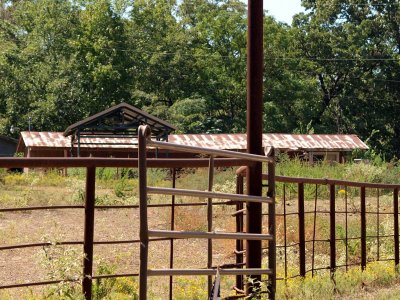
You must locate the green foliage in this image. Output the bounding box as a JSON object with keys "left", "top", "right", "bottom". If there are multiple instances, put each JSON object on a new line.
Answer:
{"left": 0, "top": 0, "right": 399, "bottom": 158}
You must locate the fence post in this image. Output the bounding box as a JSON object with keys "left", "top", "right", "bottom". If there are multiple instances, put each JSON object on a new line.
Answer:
{"left": 330, "top": 184, "right": 336, "bottom": 274}
{"left": 139, "top": 125, "right": 150, "bottom": 300}
{"left": 298, "top": 182, "right": 306, "bottom": 277}
{"left": 361, "top": 186, "right": 366, "bottom": 270}
{"left": 394, "top": 188, "right": 399, "bottom": 268}
{"left": 235, "top": 173, "right": 244, "bottom": 291}
{"left": 83, "top": 166, "right": 96, "bottom": 300}
{"left": 267, "top": 150, "right": 276, "bottom": 299}
{"left": 169, "top": 168, "right": 176, "bottom": 300}
{"left": 207, "top": 156, "right": 214, "bottom": 296}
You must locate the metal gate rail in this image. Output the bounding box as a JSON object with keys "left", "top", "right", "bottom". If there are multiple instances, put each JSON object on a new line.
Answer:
{"left": 138, "top": 125, "right": 276, "bottom": 299}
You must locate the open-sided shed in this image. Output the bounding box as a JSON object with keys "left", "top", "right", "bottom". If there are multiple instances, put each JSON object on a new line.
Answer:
{"left": 0, "top": 135, "right": 17, "bottom": 157}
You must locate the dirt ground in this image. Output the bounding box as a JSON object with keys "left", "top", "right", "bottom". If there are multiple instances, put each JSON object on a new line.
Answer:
{"left": 0, "top": 204, "right": 239, "bottom": 298}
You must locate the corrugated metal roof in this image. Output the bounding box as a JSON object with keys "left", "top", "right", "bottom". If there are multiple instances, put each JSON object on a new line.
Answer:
{"left": 17, "top": 132, "right": 368, "bottom": 152}
{"left": 168, "top": 133, "right": 369, "bottom": 151}
{"left": 17, "top": 131, "right": 139, "bottom": 152}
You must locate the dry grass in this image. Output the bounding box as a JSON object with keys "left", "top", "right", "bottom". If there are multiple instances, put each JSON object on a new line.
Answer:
{"left": 1, "top": 167, "right": 400, "bottom": 299}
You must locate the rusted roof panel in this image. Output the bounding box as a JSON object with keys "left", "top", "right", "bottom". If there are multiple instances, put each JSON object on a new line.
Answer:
{"left": 17, "top": 132, "right": 139, "bottom": 152}
{"left": 168, "top": 134, "right": 369, "bottom": 151}
{"left": 18, "top": 132, "right": 368, "bottom": 153}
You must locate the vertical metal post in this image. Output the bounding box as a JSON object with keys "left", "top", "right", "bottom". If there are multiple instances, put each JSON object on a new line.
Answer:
{"left": 169, "top": 168, "right": 176, "bottom": 300}
{"left": 139, "top": 125, "right": 150, "bottom": 300}
{"left": 83, "top": 166, "right": 96, "bottom": 300}
{"left": 361, "top": 186, "right": 366, "bottom": 270}
{"left": 330, "top": 184, "right": 336, "bottom": 274}
{"left": 377, "top": 189, "right": 380, "bottom": 261}
{"left": 235, "top": 173, "right": 244, "bottom": 291}
{"left": 246, "top": 0, "right": 264, "bottom": 291}
{"left": 298, "top": 182, "right": 306, "bottom": 277}
{"left": 283, "top": 184, "right": 288, "bottom": 280}
{"left": 394, "top": 188, "right": 399, "bottom": 267}
{"left": 77, "top": 130, "right": 81, "bottom": 157}
{"left": 267, "top": 150, "right": 276, "bottom": 300}
{"left": 345, "top": 186, "right": 348, "bottom": 271}
{"left": 207, "top": 156, "right": 214, "bottom": 296}
{"left": 311, "top": 185, "right": 318, "bottom": 277}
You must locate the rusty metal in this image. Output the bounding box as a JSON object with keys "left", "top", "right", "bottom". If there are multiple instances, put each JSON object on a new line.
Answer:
{"left": 148, "top": 230, "right": 273, "bottom": 240}
{"left": 330, "top": 184, "right": 336, "bottom": 274}
{"left": 169, "top": 168, "right": 176, "bottom": 300}
{"left": 345, "top": 186, "right": 348, "bottom": 271}
{"left": 0, "top": 279, "right": 78, "bottom": 290}
{"left": 377, "top": 189, "right": 380, "bottom": 261}
{"left": 150, "top": 269, "right": 261, "bottom": 278}
{"left": 311, "top": 185, "right": 318, "bottom": 276}
{"left": 138, "top": 125, "right": 150, "bottom": 300}
{"left": 148, "top": 140, "right": 273, "bottom": 163}
{"left": 246, "top": 173, "right": 400, "bottom": 189}
{"left": 298, "top": 182, "right": 306, "bottom": 277}
{"left": 168, "top": 133, "right": 369, "bottom": 152}
{"left": 235, "top": 173, "right": 245, "bottom": 291}
{"left": 0, "top": 157, "right": 254, "bottom": 169}
{"left": 147, "top": 268, "right": 273, "bottom": 276}
{"left": 20, "top": 131, "right": 369, "bottom": 153}
{"left": 147, "top": 187, "right": 273, "bottom": 203}
{"left": 0, "top": 238, "right": 171, "bottom": 251}
{"left": 0, "top": 202, "right": 232, "bottom": 213}
{"left": 246, "top": 0, "right": 264, "bottom": 293}
{"left": 207, "top": 156, "right": 214, "bottom": 295}
{"left": 361, "top": 186, "right": 367, "bottom": 270}
{"left": 283, "top": 184, "right": 288, "bottom": 280}
{"left": 0, "top": 205, "right": 84, "bottom": 212}
{"left": 394, "top": 188, "right": 399, "bottom": 267}
{"left": 83, "top": 166, "right": 96, "bottom": 300}
{"left": 267, "top": 149, "right": 276, "bottom": 299}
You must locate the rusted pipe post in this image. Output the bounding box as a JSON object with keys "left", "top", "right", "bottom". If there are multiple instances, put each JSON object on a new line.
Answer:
{"left": 207, "top": 156, "right": 214, "bottom": 295}
{"left": 394, "top": 188, "right": 399, "bottom": 268}
{"left": 298, "top": 182, "right": 306, "bottom": 277}
{"left": 169, "top": 168, "right": 176, "bottom": 300}
{"left": 235, "top": 173, "right": 245, "bottom": 291}
{"left": 246, "top": 0, "right": 264, "bottom": 293}
{"left": 361, "top": 186, "right": 366, "bottom": 270}
{"left": 329, "top": 184, "right": 336, "bottom": 275}
{"left": 139, "top": 125, "right": 151, "bottom": 300}
{"left": 267, "top": 149, "right": 276, "bottom": 299}
{"left": 83, "top": 166, "right": 96, "bottom": 300}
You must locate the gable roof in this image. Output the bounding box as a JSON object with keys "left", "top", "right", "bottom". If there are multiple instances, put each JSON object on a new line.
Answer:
{"left": 63, "top": 102, "right": 176, "bottom": 137}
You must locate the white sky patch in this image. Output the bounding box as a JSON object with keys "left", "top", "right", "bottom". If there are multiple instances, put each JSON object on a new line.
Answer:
{"left": 264, "top": 0, "right": 305, "bottom": 24}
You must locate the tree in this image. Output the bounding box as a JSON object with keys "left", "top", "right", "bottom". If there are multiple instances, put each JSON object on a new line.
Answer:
{"left": 293, "top": 0, "right": 400, "bottom": 157}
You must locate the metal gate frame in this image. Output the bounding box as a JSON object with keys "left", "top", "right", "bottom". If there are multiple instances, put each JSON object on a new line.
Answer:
{"left": 138, "top": 125, "right": 276, "bottom": 299}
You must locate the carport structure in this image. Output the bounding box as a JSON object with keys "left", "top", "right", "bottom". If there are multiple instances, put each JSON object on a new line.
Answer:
{"left": 63, "top": 102, "right": 176, "bottom": 157}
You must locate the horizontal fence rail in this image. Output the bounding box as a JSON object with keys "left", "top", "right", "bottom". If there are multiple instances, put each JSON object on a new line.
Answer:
{"left": 147, "top": 187, "right": 273, "bottom": 203}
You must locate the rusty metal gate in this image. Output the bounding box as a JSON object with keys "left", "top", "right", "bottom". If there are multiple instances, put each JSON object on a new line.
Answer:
{"left": 137, "top": 125, "right": 276, "bottom": 299}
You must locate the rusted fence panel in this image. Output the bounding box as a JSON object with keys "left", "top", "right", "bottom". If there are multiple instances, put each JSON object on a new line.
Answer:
{"left": 237, "top": 170, "right": 400, "bottom": 282}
